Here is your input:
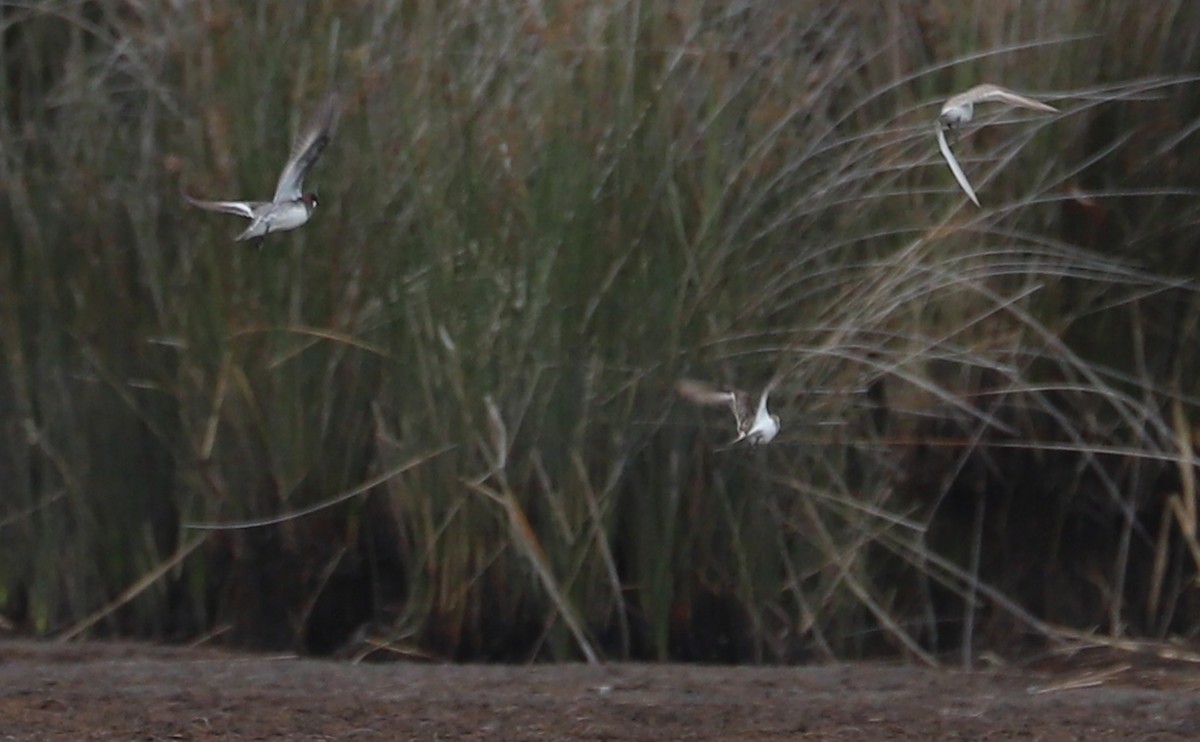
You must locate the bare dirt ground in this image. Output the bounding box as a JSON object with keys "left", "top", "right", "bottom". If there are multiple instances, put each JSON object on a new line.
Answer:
{"left": 1, "top": 640, "right": 1199, "bottom": 740}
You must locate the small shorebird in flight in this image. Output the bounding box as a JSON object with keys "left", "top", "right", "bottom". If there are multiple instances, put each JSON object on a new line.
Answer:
{"left": 186, "top": 92, "right": 340, "bottom": 245}
{"left": 676, "top": 378, "right": 781, "bottom": 447}
{"left": 936, "top": 83, "right": 1057, "bottom": 206}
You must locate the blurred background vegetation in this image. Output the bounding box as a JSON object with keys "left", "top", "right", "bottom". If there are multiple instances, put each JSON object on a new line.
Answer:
{"left": 2, "top": 0, "right": 1200, "bottom": 664}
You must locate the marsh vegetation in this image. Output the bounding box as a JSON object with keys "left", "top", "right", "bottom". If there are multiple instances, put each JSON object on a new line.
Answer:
{"left": 2, "top": 1, "right": 1200, "bottom": 664}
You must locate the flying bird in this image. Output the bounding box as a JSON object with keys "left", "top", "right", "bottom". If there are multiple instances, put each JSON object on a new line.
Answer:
{"left": 186, "top": 92, "right": 340, "bottom": 245}
{"left": 676, "top": 378, "right": 781, "bottom": 447}
{"left": 935, "top": 84, "right": 1058, "bottom": 206}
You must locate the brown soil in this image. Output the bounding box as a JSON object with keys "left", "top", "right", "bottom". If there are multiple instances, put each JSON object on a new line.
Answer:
{"left": 1, "top": 640, "right": 1199, "bottom": 740}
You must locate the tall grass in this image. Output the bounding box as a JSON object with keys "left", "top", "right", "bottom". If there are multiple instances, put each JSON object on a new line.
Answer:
{"left": 2, "top": 0, "right": 1200, "bottom": 663}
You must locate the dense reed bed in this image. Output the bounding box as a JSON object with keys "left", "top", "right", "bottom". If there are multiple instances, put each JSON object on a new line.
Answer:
{"left": 2, "top": 0, "right": 1200, "bottom": 663}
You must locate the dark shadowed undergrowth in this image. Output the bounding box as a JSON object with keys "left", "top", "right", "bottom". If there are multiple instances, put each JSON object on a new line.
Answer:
{"left": 2, "top": 0, "right": 1200, "bottom": 664}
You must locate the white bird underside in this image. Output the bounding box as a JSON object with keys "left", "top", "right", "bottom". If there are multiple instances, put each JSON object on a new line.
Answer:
{"left": 238, "top": 200, "right": 312, "bottom": 241}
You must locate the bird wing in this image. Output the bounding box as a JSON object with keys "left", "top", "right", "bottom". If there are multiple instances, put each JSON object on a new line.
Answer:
{"left": 731, "top": 390, "right": 757, "bottom": 434}
{"left": 272, "top": 92, "right": 340, "bottom": 203}
{"left": 184, "top": 195, "right": 265, "bottom": 219}
{"left": 676, "top": 379, "right": 738, "bottom": 409}
{"left": 963, "top": 84, "right": 1058, "bottom": 113}
{"left": 755, "top": 379, "right": 776, "bottom": 420}
{"left": 935, "top": 122, "right": 980, "bottom": 207}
